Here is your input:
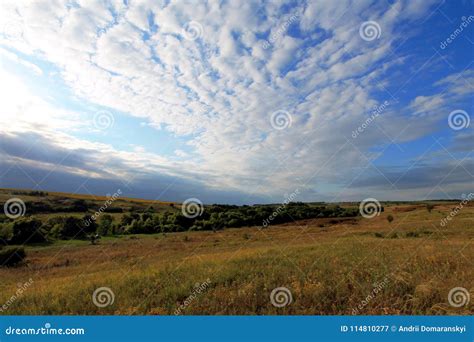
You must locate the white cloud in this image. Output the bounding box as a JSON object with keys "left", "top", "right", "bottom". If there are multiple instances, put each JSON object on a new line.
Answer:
{"left": 0, "top": 0, "right": 470, "bottom": 202}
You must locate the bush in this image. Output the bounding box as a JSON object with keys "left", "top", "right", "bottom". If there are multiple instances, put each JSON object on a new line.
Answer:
{"left": 82, "top": 214, "right": 97, "bottom": 234}
{"left": 103, "top": 207, "right": 123, "bottom": 213}
{"left": 9, "top": 219, "right": 47, "bottom": 244}
{"left": 59, "top": 216, "right": 86, "bottom": 238}
{"left": 120, "top": 214, "right": 134, "bottom": 226}
{"left": 388, "top": 232, "right": 399, "bottom": 239}
{"left": 387, "top": 215, "right": 394, "bottom": 223}
{"left": 72, "top": 199, "right": 88, "bottom": 212}
{"left": 0, "top": 223, "right": 13, "bottom": 243}
{"left": 125, "top": 219, "right": 145, "bottom": 234}
{"left": 405, "top": 231, "right": 419, "bottom": 238}
{"left": 0, "top": 247, "right": 26, "bottom": 267}
{"left": 97, "top": 214, "right": 113, "bottom": 236}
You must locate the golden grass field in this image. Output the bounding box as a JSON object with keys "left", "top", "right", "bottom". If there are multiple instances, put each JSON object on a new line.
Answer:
{"left": 0, "top": 202, "right": 472, "bottom": 315}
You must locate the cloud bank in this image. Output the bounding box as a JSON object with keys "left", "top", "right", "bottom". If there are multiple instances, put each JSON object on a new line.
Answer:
{"left": 0, "top": 0, "right": 472, "bottom": 203}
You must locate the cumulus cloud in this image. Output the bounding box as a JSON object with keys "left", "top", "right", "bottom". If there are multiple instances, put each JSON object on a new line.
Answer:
{"left": 0, "top": 0, "right": 471, "bottom": 202}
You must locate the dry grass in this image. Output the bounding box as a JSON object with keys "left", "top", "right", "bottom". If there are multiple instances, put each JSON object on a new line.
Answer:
{"left": 0, "top": 202, "right": 472, "bottom": 315}
{"left": 0, "top": 188, "right": 176, "bottom": 207}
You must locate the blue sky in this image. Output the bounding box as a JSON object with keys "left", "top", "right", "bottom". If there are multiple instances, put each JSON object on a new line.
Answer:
{"left": 0, "top": 0, "right": 472, "bottom": 204}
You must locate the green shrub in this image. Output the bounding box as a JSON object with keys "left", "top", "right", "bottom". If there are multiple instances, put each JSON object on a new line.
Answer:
{"left": 9, "top": 219, "right": 46, "bottom": 244}
{"left": 0, "top": 247, "right": 26, "bottom": 267}
{"left": 405, "top": 231, "right": 419, "bottom": 238}
{"left": 388, "top": 232, "right": 399, "bottom": 239}
{"left": 97, "top": 214, "right": 113, "bottom": 236}
{"left": 0, "top": 222, "right": 13, "bottom": 243}
{"left": 82, "top": 214, "right": 97, "bottom": 234}
{"left": 51, "top": 216, "right": 88, "bottom": 239}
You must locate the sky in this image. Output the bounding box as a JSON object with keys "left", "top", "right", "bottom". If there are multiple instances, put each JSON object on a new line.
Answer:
{"left": 0, "top": 0, "right": 472, "bottom": 204}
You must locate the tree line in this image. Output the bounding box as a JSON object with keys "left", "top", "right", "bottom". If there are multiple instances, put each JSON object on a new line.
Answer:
{"left": 0, "top": 202, "right": 358, "bottom": 266}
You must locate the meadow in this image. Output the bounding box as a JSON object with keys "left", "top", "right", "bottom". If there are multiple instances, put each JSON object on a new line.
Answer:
{"left": 0, "top": 189, "right": 472, "bottom": 315}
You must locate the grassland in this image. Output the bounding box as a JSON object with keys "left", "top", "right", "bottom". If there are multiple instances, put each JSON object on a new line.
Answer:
{"left": 0, "top": 192, "right": 472, "bottom": 315}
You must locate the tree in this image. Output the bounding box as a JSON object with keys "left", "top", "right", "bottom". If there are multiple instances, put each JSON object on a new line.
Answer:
{"left": 9, "top": 219, "right": 46, "bottom": 244}
{"left": 82, "top": 214, "right": 97, "bottom": 234}
{"left": 125, "top": 219, "right": 144, "bottom": 234}
{"left": 72, "top": 199, "right": 88, "bottom": 212}
{"left": 97, "top": 214, "right": 113, "bottom": 236}
{"left": 60, "top": 217, "right": 86, "bottom": 238}
{"left": 0, "top": 247, "right": 26, "bottom": 267}
{"left": 120, "top": 213, "right": 133, "bottom": 226}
